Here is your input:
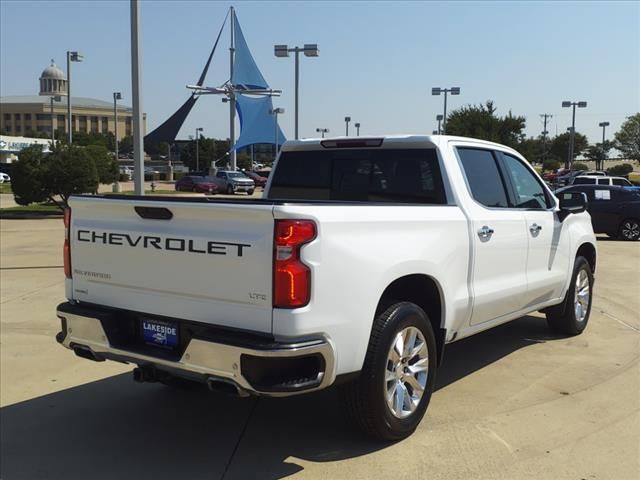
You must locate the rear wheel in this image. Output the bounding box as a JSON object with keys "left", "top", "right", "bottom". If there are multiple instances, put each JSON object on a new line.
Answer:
{"left": 341, "top": 302, "right": 437, "bottom": 441}
{"left": 226, "top": 185, "right": 234, "bottom": 194}
{"left": 546, "top": 256, "right": 593, "bottom": 335}
{"left": 619, "top": 218, "right": 640, "bottom": 241}
{"left": 247, "top": 189, "right": 255, "bottom": 196}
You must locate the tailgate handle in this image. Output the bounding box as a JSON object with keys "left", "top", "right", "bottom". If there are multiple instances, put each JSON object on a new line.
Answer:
{"left": 134, "top": 206, "right": 173, "bottom": 220}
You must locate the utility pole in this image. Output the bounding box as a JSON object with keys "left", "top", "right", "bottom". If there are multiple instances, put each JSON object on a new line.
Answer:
{"left": 540, "top": 113, "right": 552, "bottom": 164}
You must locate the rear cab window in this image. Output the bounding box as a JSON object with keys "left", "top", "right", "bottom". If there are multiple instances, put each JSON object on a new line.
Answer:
{"left": 268, "top": 148, "right": 447, "bottom": 204}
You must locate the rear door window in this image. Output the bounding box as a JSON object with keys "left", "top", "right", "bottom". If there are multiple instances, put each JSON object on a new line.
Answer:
{"left": 612, "top": 178, "right": 631, "bottom": 186}
{"left": 574, "top": 177, "right": 596, "bottom": 185}
{"left": 269, "top": 149, "right": 446, "bottom": 204}
{"left": 597, "top": 178, "right": 609, "bottom": 185}
{"left": 457, "top": 148, "right": 509, "bottom": 208}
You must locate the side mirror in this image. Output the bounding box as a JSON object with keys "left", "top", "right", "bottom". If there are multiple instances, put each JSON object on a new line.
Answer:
{"left": 557, "top": 191, "right": 588, "bottom": 221}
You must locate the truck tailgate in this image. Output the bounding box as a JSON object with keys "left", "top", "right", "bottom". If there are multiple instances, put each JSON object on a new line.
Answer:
{"left": 68, "top": 196, "right": 275, "bottom": 334}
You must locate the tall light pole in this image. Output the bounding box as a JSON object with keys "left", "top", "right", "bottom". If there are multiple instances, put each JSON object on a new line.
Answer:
{"left": 274, "top": 43, "right": 319, "bottom": 140}
{"left": 130, "top": 0, "right": 145, "bottom": 195}
{"left": 113, "top": 92, "right": 122, "bottom": 160}
{"left": 344, "top": 116, "right": 351, "bottom": 136}
{"left": 354, "top": 122, "right": 361, "bottom": 136}
{"left": 561, "top": 100, "right": 587, "bottom": 169}
{"left": 66, "top": 51, "right": 83, "bottom": 144}
{"left": 49, "top": 95, "right": 61, "bottom": 144}
{"left": 316, "top": 127, "right": 329, "bottom": 138}
{"left": 431, "top": 87, "right": 460, "bottom": 134}
{"left": 195, "top": 127, "right": 203, "bottom": 172}
{"left": 436, "top": 114, "right": 443, "bottom": 134}
{"left": 270, "top": 107, "right": 284, "bottom": 158}
{"left": 598, "top": 121, "right": 610, "bottom": 171}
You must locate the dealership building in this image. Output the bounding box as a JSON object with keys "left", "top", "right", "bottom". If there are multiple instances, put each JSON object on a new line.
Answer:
{"left": 0, "top": 61, "right": 145, "bottom": 141}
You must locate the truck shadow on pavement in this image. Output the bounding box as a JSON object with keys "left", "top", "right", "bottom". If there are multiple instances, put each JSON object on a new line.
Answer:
{"left": 1, "top": 314, "right": 561, "bottom": 480}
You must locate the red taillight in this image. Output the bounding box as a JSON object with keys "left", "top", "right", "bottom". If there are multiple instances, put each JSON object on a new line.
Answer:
{"left": 273, "top": 220, "right": 316, "bottom": 308}
{"left": 63, "top": 207, "right": 72, "bottom": 278}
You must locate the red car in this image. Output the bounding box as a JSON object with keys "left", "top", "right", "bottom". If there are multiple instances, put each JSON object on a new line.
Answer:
{"left": 242, "top": 170, "right": 268, "bottom": 188}
{"left": 175, "top": 176, "right": 219, "bottom": 194}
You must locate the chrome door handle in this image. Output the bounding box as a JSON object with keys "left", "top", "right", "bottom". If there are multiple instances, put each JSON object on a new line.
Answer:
{"left": 529, "top": 223, "right": 542, "bottom": 235}
{"left": 478, "top": 225, "right": 494, "bottom": 239}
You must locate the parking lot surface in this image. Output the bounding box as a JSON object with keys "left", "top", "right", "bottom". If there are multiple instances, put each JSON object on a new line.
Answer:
{"left": 1, "top": 218, "right": 638, "bottom": 480}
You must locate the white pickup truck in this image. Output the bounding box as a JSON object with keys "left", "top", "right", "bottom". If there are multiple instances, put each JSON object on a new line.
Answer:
{"left": 56, "top": 135, "right": 596, "bottom": 440}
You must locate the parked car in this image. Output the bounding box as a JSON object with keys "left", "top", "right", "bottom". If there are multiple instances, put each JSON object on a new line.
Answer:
{"left": 213, "top": 170, "right": 255, "bottom": 194}
{"left": 571, "top": 175, "right": 633, "bottom": 187}
{"left": 556, "top": 169, "right": 587, "bottom": 186}
{"left": 58, "top": 135, "right": 597, "bottom": 441}
{"left": 175, "top": 175, "right": 219, "bottom": 194}
{"left": 242, "top": 170, "right": 267, "bottom": 188}
{"left": 556, "top": 184, "right": 640, "bottom": 240}
{"left": 0, "top": 172, "right": 10, "bottom": 183}
{"left": 144, "top": 166, "right": 160, "bottom": 175}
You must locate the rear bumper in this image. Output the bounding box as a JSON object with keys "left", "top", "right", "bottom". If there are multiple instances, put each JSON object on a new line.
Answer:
{"left": 56, "top": 302, "right": 336, "bottom": 396}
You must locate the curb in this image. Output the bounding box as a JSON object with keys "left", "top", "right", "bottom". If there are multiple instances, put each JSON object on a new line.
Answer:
{"left": 0, "top": 212, "right": 64, "bottom": 220}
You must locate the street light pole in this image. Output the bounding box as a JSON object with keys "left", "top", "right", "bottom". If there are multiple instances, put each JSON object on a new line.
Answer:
{"left": 274, "top": 43, "right": 319, "bottom": 139}
{"left": 431, "top": 87, "right": 460, "bottom": 134}
{"left": 344, "top": 116, "right": 351, "bottom": 136}
{"left": 66, "top": 51, "right": 83, "bottom": 145}
{"left": 195, "top": 127, "right": 203, "bottom": 172}
{"left": 562, "top": 100, "right": 587, "bottom": 169}
{"left": 355, "top": 122, "right": 360, "bottom": 136}
{"left": 270, "top": 108, "right": 284, "bottom": 158}
{"left": 130, "top": 0, "right": 145, "bottom": 195}
{"left": 113, "top": 92, "right": 122, "bottom": 160}
{"left": 50, "top": 95, "right": 60, "bottom": 144}
{"left": 229, "top": 6, "right": 236, "bottom": 170}
{"left": 436, "top": 114, "right": 443, "bottom": 134}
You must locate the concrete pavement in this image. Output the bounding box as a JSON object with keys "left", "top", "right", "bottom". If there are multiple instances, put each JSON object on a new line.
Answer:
{"left": 0, "top": 219, "right": 638, "bottom": 480}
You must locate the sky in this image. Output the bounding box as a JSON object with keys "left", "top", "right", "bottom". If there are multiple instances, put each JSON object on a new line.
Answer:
{"left": 1, "top": 0, "right": 638, "bottom": 146}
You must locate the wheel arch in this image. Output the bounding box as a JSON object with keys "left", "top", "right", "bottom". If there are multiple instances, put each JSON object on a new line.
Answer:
{"left": 576, "top": 242, "right": 596, "bottom": 274}
{"left": 375, "top": 274, "right": 446, "bottom": 365}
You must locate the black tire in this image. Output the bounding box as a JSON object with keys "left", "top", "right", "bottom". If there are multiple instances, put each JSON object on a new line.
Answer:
{"left": 341, "top": 302, "right": 437, "bottom": 441}
{"left": 546, "top": 256, "right": 593, "bottom": 335}
{"left": 247, "top": 189, "right": 255, "bottom": 196}
{"left": 226, "top": 184, "right": 234, "bottom": 194}
{"left": 618, "top": 218, "right": 640, "bottom": 241}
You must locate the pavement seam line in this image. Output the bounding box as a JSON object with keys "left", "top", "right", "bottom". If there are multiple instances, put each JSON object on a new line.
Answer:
{"left": 0, "top": 266, "right": 63, "bottom": 270}
{"left": 220, "top": 396, "right": 260, "bottom": 480}
{"left": 601, "top": 310, "right": 640, "bottom": 333}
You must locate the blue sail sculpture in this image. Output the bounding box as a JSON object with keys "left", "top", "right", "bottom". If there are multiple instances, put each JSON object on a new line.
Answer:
{"left": 231, "top": 13, "right": 286, "bottom": 150}
{"left": 144, "top": 11, "right": 229, "bottom": 145}
{"left": 146, "top": 7, "right": 285, "bottom": 155}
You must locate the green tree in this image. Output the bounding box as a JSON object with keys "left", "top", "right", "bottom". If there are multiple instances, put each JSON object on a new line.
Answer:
{"left": 180, "top": 137, "right": 230, "bottom": 171}
{"left": 11, "top": 144, "right": 98, "bottom": 210}
{"left": 10, "top": 145, "right": 49, "bottom": 206}
{"left": 86, "top": 145, "right": 118, "bottom": 185}
{"left": 606, "top": 163, "right": 634, "bottom": 176}
{"left": 445, "top": 101, "right": 526, "bottom": 148}
{"left": 583, "top": 140, "right": 614, "bottom": 171}
{"left": 614, "top": 113, "right": 640, "bottom": 163}
{"left": 45, "top": 146, "right": 98, "bottom": 208}
{"left": 549, "top": 131, "right": 589, "bottom": 166}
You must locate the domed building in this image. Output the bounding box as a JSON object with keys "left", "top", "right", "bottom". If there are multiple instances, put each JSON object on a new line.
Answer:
{"left": 0, "top": 60, "right": 146, "bottom": 142}
{"left": 38, "top": 60, "right": 67, "bottom": 96}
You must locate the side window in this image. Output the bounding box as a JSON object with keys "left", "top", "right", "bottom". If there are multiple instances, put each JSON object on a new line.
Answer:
{"left": 574, "top": 177, "right": 595, "bottom": 185}
{"left": 216, "top": 172, "right": 224, "bottom": 178}
{"left": 457, "top": 148, "right": 509, "bottom": 208}
{"left": 597, "top": 178, "right": 609, "bottom": 185}
{"left": 500, "top": 153, "right": 551, "bottom": 209}
{"left": 612, "top": 178, "right": 630, "bottom": 186}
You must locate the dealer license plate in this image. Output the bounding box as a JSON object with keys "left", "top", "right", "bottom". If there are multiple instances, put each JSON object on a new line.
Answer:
{"left": 142, "top": 318, "right": 178, "bottom": 349}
